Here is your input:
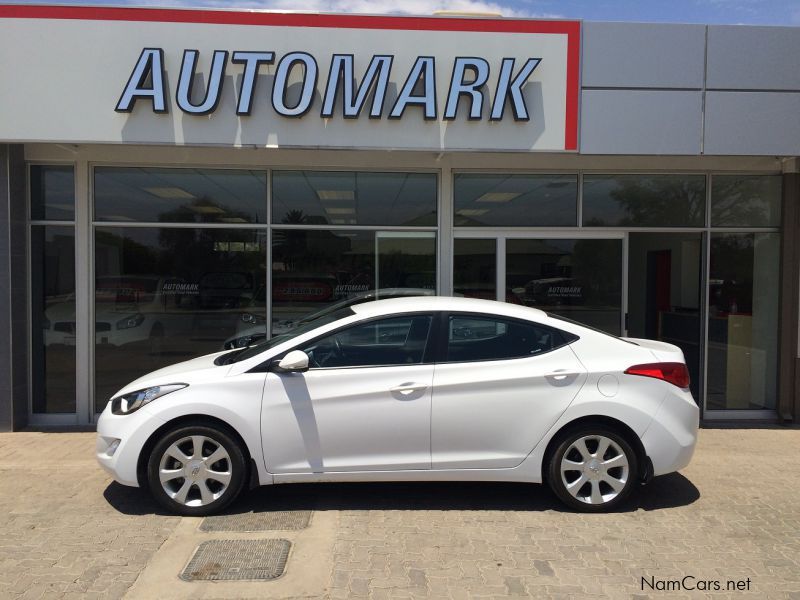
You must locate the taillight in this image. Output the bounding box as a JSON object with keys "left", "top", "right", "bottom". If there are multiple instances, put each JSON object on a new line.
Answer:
{"left": 624, "top": 362, "right": 690, "bottom": 389}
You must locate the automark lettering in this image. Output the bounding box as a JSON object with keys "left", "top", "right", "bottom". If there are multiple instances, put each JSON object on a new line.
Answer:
{"left": 115, "top": 48, "right": 542, "bottom": 121}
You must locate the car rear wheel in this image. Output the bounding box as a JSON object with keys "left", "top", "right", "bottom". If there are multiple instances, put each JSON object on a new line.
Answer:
{"left": 146, "top": 424, "right": 246, "bottom": 516}
{"left": 547, "top": 426, "right": 638, "bottom": 512}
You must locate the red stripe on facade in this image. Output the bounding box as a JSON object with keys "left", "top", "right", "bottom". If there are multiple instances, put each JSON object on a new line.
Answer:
{"left": 563, "top": 21, "right": 581, "bottom": 151}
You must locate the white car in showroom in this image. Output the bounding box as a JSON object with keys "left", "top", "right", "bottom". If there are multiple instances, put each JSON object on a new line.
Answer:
{"left": 96, "top": 296, "right": 698, "bottom": 515}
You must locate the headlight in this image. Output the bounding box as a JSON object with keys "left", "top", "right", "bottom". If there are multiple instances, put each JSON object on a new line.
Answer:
{"left": 224, "top": 335, "right": 252, "bottom": 350}
{"left": 110, "top": 384, "right": 187, "bottom": 415}
{"left": 116, "top": 314, "right": 145, "bottom": 330}
{"left": 240, "top": 313, "right": 266, "bottom": 324}
{"left": 224, "top": 333, "right": 266, "bottom": 350}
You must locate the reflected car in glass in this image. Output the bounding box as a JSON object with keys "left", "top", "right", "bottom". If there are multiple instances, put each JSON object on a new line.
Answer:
{"left": 224, "top": 287, "right": 438, "bottom": 349}
{"left": 96, "top": 297, "right": 699, "bottom": 515}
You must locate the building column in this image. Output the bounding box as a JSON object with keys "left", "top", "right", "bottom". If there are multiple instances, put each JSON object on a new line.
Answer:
{"left": 0, "top": 144, "right": 29, "bottom": 431}
{"left": 779, "top": 163, "right": 800, "bottom": 423}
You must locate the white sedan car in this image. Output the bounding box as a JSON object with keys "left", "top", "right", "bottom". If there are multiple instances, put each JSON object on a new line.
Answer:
{"left": 96, "top": 296, "right": 699, "bottom": 515}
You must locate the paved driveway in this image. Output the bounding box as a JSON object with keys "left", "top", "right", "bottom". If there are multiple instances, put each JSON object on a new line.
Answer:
{"left": 0, "top": 428, "right": 798, "bottom": 599}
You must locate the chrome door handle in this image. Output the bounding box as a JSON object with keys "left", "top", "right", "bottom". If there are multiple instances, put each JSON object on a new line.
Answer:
{"left": 390, "top": 384, "right": 428, "bottom": 394}
{"left": 545, "top": 370, "right": 579, "bottom": 381}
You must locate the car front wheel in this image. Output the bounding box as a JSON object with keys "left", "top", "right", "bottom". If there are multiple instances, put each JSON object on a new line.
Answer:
{"left": 146, "top": 424, "right": 247, "bottom": 516}
{"left": 547, "top": 427, "right": 638, "bottom": 512}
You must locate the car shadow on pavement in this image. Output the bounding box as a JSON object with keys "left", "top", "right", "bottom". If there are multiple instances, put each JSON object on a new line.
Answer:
{"left": 103, "top": 482, "right": 173, "bottom": 516}
{"left": 104, "top": 473, "right": 699, "bottom": 516}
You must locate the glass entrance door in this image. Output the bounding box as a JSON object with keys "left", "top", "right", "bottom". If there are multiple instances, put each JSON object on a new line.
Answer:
{"left": 627, "top": 233, "right": 703, "bottom": 401}
{"left": 454, "top": 234, "right": 624, "bottom": 335}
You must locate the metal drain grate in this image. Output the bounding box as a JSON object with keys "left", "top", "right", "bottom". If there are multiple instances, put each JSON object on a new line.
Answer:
{"left": 200, "top": 510, "right": 312, "bottom": 532}
{"left": 180, "top": 539, "right": 291, "bottom": 581}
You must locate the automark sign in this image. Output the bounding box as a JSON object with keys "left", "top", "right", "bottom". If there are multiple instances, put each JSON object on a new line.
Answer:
{"left": 117, "top": 49, "right": 543, "bottom": 122}
{"left": 0, "top": 6, "right": 580, "bottom": 151}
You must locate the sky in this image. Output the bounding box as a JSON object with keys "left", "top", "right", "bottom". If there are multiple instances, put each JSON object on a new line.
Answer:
{"left": 6, "top": 0, "right": 800, "bottom": 25}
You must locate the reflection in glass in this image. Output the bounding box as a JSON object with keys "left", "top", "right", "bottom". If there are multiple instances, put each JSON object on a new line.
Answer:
{"left": 94, "top": 168, "right": 267, "bottom": 223}
{"left": 300, "top": 315, "right": 433, "bottom": 368}
{"left": 271, "top": 229, "right": 436, "bottom": 335}
{"left": 454, "top": 238, "right": 496, "bottom": 300}
{"left": 711, "top": 175, "right": 781, "bottom": 227}
{"left": 30, "top": 165, "right": 75, "bottom": 221}
{"left": 454, "top": 174, "right": 577, "bottom": 227}
{"left": 582, "top": 175, "right": 706, "bottom": 227}
{"left": 93, "top": 227, "right": 266, "bottom": 409}
{"left": 707, "top": 233, "right": 779, "bottom": 411}
{"left": 506, "top": 239, "right": 622, "bottom": 334}
{"left": 273, "top": 171, "right": 437, "bottom": 226}
{"left": 628, "top": 233, "right": 702, "bottom": 400}
{"left": 32, "top": 226, "right": 76, "bottom": 413}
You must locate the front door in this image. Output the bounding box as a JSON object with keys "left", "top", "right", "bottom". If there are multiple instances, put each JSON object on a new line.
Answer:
{"left": 261, "top": 313, "right": 434, "bottom": 473}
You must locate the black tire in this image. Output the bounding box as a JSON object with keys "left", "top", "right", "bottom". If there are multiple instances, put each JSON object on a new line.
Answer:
{"left": 146, "top": 423, "right": 247, "bottom": 516}
{"left": 547, "top": 425, "right": 638, "bottom": 513}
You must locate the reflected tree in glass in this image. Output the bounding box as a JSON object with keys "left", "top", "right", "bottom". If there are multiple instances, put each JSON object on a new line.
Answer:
{"left": 583, "top": 175, "right": 706, "bottom": 227}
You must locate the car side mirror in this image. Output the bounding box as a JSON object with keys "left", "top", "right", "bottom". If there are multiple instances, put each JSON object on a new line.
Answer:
{"left": 272, "top": 350, "right": 309, "bottom": 373}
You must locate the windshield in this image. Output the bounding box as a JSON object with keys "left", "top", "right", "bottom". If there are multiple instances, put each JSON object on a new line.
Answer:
{"left": 224, "top": 307, "right": 356, "bottom": 364}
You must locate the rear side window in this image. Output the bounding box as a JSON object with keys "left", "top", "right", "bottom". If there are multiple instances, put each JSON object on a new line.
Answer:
{"left": 444, "top": 315, "right": 575, "bottom": 363}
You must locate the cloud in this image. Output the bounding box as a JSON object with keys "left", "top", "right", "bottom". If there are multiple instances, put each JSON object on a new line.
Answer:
{"left": 117, "top": 0, "right": 562, "bottom": 18}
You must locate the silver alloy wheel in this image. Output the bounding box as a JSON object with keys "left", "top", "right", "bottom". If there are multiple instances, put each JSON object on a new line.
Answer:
{"left": 158, "top": 435, "right": 232, "bottom": 507}
{"left": 559, "top": 434, "right": 630, "bottom": 505}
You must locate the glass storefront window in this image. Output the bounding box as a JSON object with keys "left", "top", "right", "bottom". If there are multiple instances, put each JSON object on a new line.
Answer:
{"left": 707, "top": 232, "right": 779, "bottom": 411}
{"left": 582, "top": 175, "right": 706, "bottom": 227}
{"left": 273, "top": 171, "right": 437, "bottom": 226}
{"left": 454, "top": 174, "right": 577, "bottom": 227}
{"left": 711, "top": 175, "right": 781, "bottom": 227}
{"left": 271, "top": 229, "right": 436, "bottom": 335}
{"left": 94, "top": 168, "right": 267, "bottom": 224}
{"left": 30, "top": 165, "right": 75, "bottom": 221}
{"left": 453, "top": 238, "right": 496, "bottom": 300}
{"left": 31, "top": 226, "right": 76, "bottom": 413}
{"left": 93, "top": 227, "right": 266, "bottom": 409}
{"left": 506, "top": 238, "right": 622, "bottom": 335}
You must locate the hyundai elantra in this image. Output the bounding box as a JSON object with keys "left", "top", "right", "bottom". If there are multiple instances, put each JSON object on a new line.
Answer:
{"left": 97, "top": 296, "right": 698, "bottom": 514}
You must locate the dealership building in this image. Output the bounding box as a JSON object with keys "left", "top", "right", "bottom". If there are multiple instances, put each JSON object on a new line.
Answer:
{"left": 1, "top": 4, "right": 799, "bottom": 429}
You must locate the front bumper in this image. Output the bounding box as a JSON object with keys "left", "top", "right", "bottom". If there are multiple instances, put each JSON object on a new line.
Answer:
{"left": 96, "top": 402, "right": 166, "bottom": 487}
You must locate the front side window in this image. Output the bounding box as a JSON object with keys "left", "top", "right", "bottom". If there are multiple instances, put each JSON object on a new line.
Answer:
{"left": 445, "top": 315, "right": 572, "bottom": 362}
{"left": 301, "top": 315, "right": 433, "bottom": 369}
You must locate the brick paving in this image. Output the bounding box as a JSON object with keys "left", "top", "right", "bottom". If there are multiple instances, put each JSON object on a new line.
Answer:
{"left": 0, "top": 432, "right": 179, "bottom": 600}
{"left": 0, "top": 428, "right": 798, "bottom": 599}
{"left": 322, "top": 428, "right": 800, "bottom": 599}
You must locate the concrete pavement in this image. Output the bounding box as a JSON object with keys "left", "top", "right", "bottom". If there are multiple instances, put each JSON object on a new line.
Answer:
{"left": 0, "top": 428, "right": 798, "bottom": 599}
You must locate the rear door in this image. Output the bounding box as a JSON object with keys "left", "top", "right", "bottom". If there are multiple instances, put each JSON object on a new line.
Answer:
{"left": 431, "top": 313, "right": 587, "bottom": 469}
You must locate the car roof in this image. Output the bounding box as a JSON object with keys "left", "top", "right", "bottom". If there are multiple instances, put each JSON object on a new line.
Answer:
{"left": 350, "top": 295, "right": 547, "bottom": 320}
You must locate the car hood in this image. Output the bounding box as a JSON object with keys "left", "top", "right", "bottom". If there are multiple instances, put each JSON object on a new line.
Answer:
{"left": 110, "top": 351, "right": 229, "bottom": 399}
{"left": 622, "top": 338, "right": 686, "bottom": 363}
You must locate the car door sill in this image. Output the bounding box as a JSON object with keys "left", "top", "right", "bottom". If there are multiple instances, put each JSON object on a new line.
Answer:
{"left": 271, "top": 466, "right": 539, "bottom": 484}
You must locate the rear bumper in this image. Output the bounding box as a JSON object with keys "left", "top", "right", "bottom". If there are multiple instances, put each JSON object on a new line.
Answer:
{"left": 641, "top": 391, "right": 700, "bottom": 476}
